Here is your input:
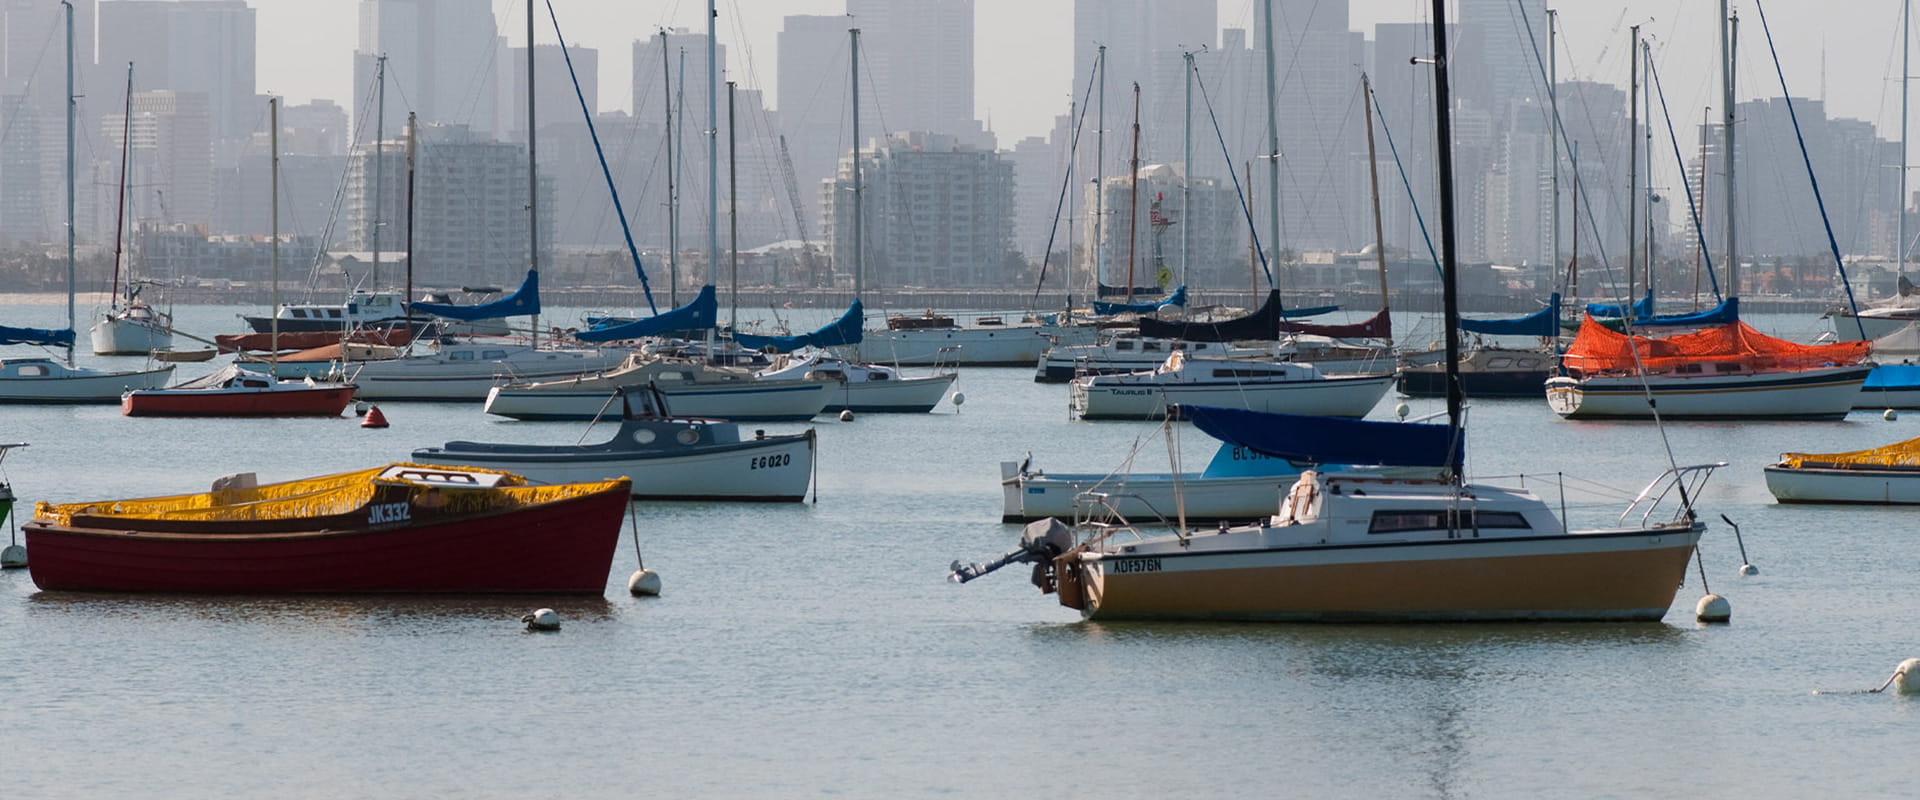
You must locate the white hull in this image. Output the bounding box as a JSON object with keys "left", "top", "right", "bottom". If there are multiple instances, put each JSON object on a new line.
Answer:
{"left": 868, "top": 324, "right": 1097, "bottom": 366}
{"left": 1545, "top": 366, "right": 1871, "bottom": 420}
{"left": 1763, "top": 466, "right": 1920, "bottom": 504}
{"left": 344, "top": 348, "right": 627, "bottom": 400}
{"left": 416, "top": 434, "right": 815, "bottom": 501}
{"left": 0, "top": 362, "right": 174, "bottom": 403}
{"left": 89, "top": 316, "right": 172, "bottom": 355}
{"left": 1071, "top": 373, "right": 1391, "bottom": 420}
{"left": 485, "top": 379, "right": 832, "bottom": 421}
{"left": 820, "top": 373, "right": 955, "bottom": 413}
{"left": 1831, "top": 311, "right": 1917, "bottom": 341}
{"left": 1001, "top": 466, "right": 1290, "bottom": 523}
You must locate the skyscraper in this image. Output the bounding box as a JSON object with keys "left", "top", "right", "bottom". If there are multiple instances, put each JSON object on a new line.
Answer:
{"left": 352, "top": 0, "right": 498, "bottom": 139}
{"left": 98, "top": 0, "right": 256, "bottom": 142}
{"left": 846, "top": 0, "right": 986, "bottom": 148}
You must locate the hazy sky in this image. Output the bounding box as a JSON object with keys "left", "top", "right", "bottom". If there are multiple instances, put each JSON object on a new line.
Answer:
{"left": 248, "top": 1, "right": 1909, "bottom": 154}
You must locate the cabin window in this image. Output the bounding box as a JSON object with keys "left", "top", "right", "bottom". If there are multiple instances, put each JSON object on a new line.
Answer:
{"left": 1487, "top": 357, "right": 1512, "bottom": 368}
{"left": 1115, "top": 340, "right": 1134, "bottom": 352}
{"left": 16, "top": 364, "right": 47, "bottom": 377}
{"left": 1517, "top": 358, "right": 1540, "bottom": 368}
{"left": 660, "top": 371, "right": 686, "bottom": 381}
{"left": 1715, "top": 363, "right": 1742, "bottom": 373}
{"left": 1212, "top": 368, "right": 1277, "bottom": 379}
{"left": 1142, "top": 342, "right": 1161, "bottom": 352}
{"left": 449, "top": 351, "right": 474, "bottom": 361}
{"left": 1369, "top": 509, "right": 1533, "bottom": 534}
{"left": 1172, "top": 342, "right": 1187, "bottom": 351}
{"left": 327, "top": 309, "right": 343, "bottom": 318}
{"left": 480, "top": 351, "right": 508, "bottom": 359}
{"left": 291, "top": 309, "right": 308, "bottom": 319}
{"left": 1676, "top": 363, "right": 1703, "bottom": 374}
{"left": 870, "top": 373, "right": 890, "bottom": 381}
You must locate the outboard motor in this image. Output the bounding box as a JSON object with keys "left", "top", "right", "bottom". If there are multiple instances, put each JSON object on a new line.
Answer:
{"left": 949, "top": 518, "right": 1076, "bottom": 586}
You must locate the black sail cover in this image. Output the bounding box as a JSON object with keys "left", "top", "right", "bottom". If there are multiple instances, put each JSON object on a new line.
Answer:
{"left": 1136, "top": 289, "right": 1282, "bottom": 342}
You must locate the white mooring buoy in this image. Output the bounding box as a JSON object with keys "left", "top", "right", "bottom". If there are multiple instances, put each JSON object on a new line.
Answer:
{"left": 1696, "top": 593, "right": 1732, "bottom": 623}
{"left": 1395, "top": 401, "right": 1410, "bottom": 421}
{"left": 1739, "top": 563, "right": 1758, "bottom": 576}
{"left": 1886, "top": 408, "right": 1900, "bottom": 422}
{"left": 521, "top": 608, "right": 561, "bottom": 631}
{"left": 952, "top": 391, "right": 966, "bottom": 409}
{"left": 838, "top": 409, "right": 854, "bottom": 422}
{"left": 627, "top": 568, "right": 662, "bottom": 596}
{"left": 0, "top": 543, "right": 24, "bottom": 569}
{"left": 1892, "top": 658, "right": 1920, "bottom": 695}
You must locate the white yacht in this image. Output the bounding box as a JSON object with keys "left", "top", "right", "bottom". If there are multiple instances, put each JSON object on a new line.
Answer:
{"left": 1069, "top": 352, "right": 1391, "bottom": 421}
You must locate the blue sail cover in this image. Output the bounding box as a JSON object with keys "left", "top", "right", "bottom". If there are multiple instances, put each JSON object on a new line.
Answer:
{"left": 0, "top": 325, "right": 75, "bottom": 347}
{"left": 574, "top": 284, "right": 717, "bottom": 342}
{"left": 1092, "top": 285, "right": 1187, "bottom": 315}
{"left": 1632, "top": 297, "right": 1738, "bottom": 327}
{"left": 1279, "top": 304, "right": 1342, "bottom": 318}
{"left": 734, "top": 300, "right": 864, "bottom": 353}
{"left": 1585, "top": 292, "right": 1653, "bottom": 319}
{"left": 1184, "top": 405, "right": 1461, "bottom": 470}
{"left": 411, "top": 269, "right": 541, "bottom": 320}
{"left": 1460, "top": 293, "right": 1561, "bottom": 336}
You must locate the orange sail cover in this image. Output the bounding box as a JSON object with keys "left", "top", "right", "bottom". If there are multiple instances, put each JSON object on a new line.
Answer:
{"left": 1562, "top": 315, "right": 1870, "bottom": 375}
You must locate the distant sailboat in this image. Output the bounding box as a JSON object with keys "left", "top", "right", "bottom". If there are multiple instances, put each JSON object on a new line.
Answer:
{"left": 90, "top": 62, "right": 175, "bottom": 357}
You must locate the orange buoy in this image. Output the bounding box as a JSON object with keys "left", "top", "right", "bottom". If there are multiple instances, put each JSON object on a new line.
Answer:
{"left": 361, "top": 405, "right": 390, "bottom": 428}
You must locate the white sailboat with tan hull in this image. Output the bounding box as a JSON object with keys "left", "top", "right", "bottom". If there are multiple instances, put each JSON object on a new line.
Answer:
{"left": 950, "top": 0, "right": 1719, "bottom": 622}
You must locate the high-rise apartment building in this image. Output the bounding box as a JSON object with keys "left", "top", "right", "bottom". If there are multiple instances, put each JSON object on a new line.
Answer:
{"left": 822, "top": 131, "right": 1014, "bottom": 288}
{"left": 506, "top": 43, "right": 594, "bottom": 144}
{"left": 98, "top": 0, "right": 255, "bottom": 142}
{"left": 107, "top": 90, "right": 214, "bottom": 228}
{"left": 846, "top": 0, "right": 986, "bottom": 148}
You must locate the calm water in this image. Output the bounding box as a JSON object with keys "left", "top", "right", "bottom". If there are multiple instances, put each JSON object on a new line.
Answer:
{"left": 2, "top": 304, "right": 1917, "bottom": 798}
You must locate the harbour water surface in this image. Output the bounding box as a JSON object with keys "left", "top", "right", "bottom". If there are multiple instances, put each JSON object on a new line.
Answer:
{"left": 1, "top": 305, "right": 1916, "bottom": 797}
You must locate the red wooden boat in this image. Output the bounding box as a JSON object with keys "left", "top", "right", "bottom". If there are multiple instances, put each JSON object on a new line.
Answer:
{"left": 122, "top": 365, "right": 357, "bottom": 417}
{"left": 23, "top": 464, "right": 632, "bottom": 593}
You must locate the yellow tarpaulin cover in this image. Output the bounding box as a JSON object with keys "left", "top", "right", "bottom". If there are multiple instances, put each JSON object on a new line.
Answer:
{"left": 1778, "top": 437, "right": 1920, "bottom": 469}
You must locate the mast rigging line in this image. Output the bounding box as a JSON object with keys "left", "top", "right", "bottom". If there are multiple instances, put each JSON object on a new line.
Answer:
{"left": 1026, "top": 55, "right": 1104, "bottom": 309}
{"left": 1644, "top": 50, "right": 1723, "bottom": 302}
{"left": 1752, "top": 0, "right": 1867, "bottom": 338}
{"left": 545, "top": 0, "right": 659, "bottom": 315}
{"left": 1191, "top": 61, "right": 1275, "bottom": 289}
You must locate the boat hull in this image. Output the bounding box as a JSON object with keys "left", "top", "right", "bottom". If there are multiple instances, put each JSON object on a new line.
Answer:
{"left": 820, "top": 373, "right": 955, "bottom": 413}
{"left": 1076, "top": 529, "right": 1700, "bottom": 622}
{"left": 415, "top": 432, "right": 815, "bottom": 501}
{"left": 1002, "top": 468, "right": 1288, "bottom": 523}
{"left": 23, "top": 481, "right": 630, "bottom": 593}
{"left": 1071, "top": 373, "right": 1391, "bottom": 420}
{"left": 1763, "top": 465, "right": 1920, "bottom": 504}
{"left": 869, "top": 324, "right": 1096, "bottom": 366}
{"left": 90, "top": 316, "right": 172, "bottom": 356}
{"left": 1831, "top": 311, "right": 1917, "bottom": 342}
{"left": 485, "top": 380, "right": 832, "bottom": 421}
{"left": 0, "top": 364, "right": 175, "bottom": 403}
{"left": 122, "top": 384, "right": 357, "bottom": 417}
{"left": 1855, "top": 364, "right": 1920, "bottom": 409}
{"left": 1545, "top": 366, "right": 1871, "bottom": 420}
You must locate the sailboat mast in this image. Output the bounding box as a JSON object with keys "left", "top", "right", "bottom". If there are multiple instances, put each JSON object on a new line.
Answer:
{"left": 1548, "top": 9, "right": 1560, "bottom": 285}
{"left": 1094, "top": 45, "right": 1106, "bottom": 294}
{"left": 62, "top": 0, "right": 73, "bottom": 366}
{"left": 1643, "top": 40, "right": 1655, "bottom": 304}
{"left": 1902, "top": 0, "right": 1910, "bottom": 283}
{"left": 406, "top": 111, "right": 416, "bottom": 323}
{"left": 1362, "top": 74, "right": 1390, "bottom": 347}
{"left": 1627, "top": 25, "right": 1639, "bottom": 311}
{"left": 110, "top": 63, "right": 132, "bottom": 311}
{"left": 1570, "top": 142, "right": 1581, "bottom": 301}
{"left": 728, "top": 80, "right": 738, "bottom": 334}
{"left": 270, "top": 96, "right": 280, "bottom": 370}
{"left": 1183, "top": 51, "right": 1194, "bottom": 291}
{"left": 373, "top": 55, "right": 385, "bottom": 291}
{"left": 1125, "top": 82, "right": 1140, "bottom": 302}
{"left": 1428, "top": 0, "right": 1465, "bottom": 445}
{"left": 1723, "top": 3, "right": 1739, "bottom": 298}
{"left": 527, "top": 0, "right": 539, "bottom": 350}
{"left": 851, "top": 27, "right": 862, "bottom": 304}
{"left": 1262, "top": 0, "right": 1281, "bottom": 293}
{"left": 706, "top": 0, "right": 718, "bottom": 350}
{"left": 662, "top": 33, "right": 680, "bottom": 307}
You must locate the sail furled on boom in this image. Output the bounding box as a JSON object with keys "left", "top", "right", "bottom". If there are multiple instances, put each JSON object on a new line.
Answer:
{"left": 573, "top": 285, "right": 717, "bottom": 342}
{"left": 410, "top": 269, "right": 541, "bottom": 320}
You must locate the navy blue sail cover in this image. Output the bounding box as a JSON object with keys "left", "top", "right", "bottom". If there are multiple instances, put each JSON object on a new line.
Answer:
{"left": 1184, "top": 405, "right": 1461, "bottom": 470}
{"left": 734, "top": 300, "right": 864, "bottom": 353}
{"left": 1137, "top": 289, "right": 1281, "bottom": 342}
{"left": 1585, "top": 292, "right": 1653, "bottom": 319}
{"left": 574, "top": 284, "right": 717, "bottom": 342}
{"left": 1632, "top": 297, "right": 1738, "bottom": 327}
{"left": 0, "top": 325, "right": 75, "bottom": 347}
{"left": 412, "top": 269, "right": 542, "bottom": 320}
{"left": 1460, "top": 293, "right": 1560, "bottom": 337}
{"left": 1092, "top": 285, "right": 1187, "bottom": 316}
